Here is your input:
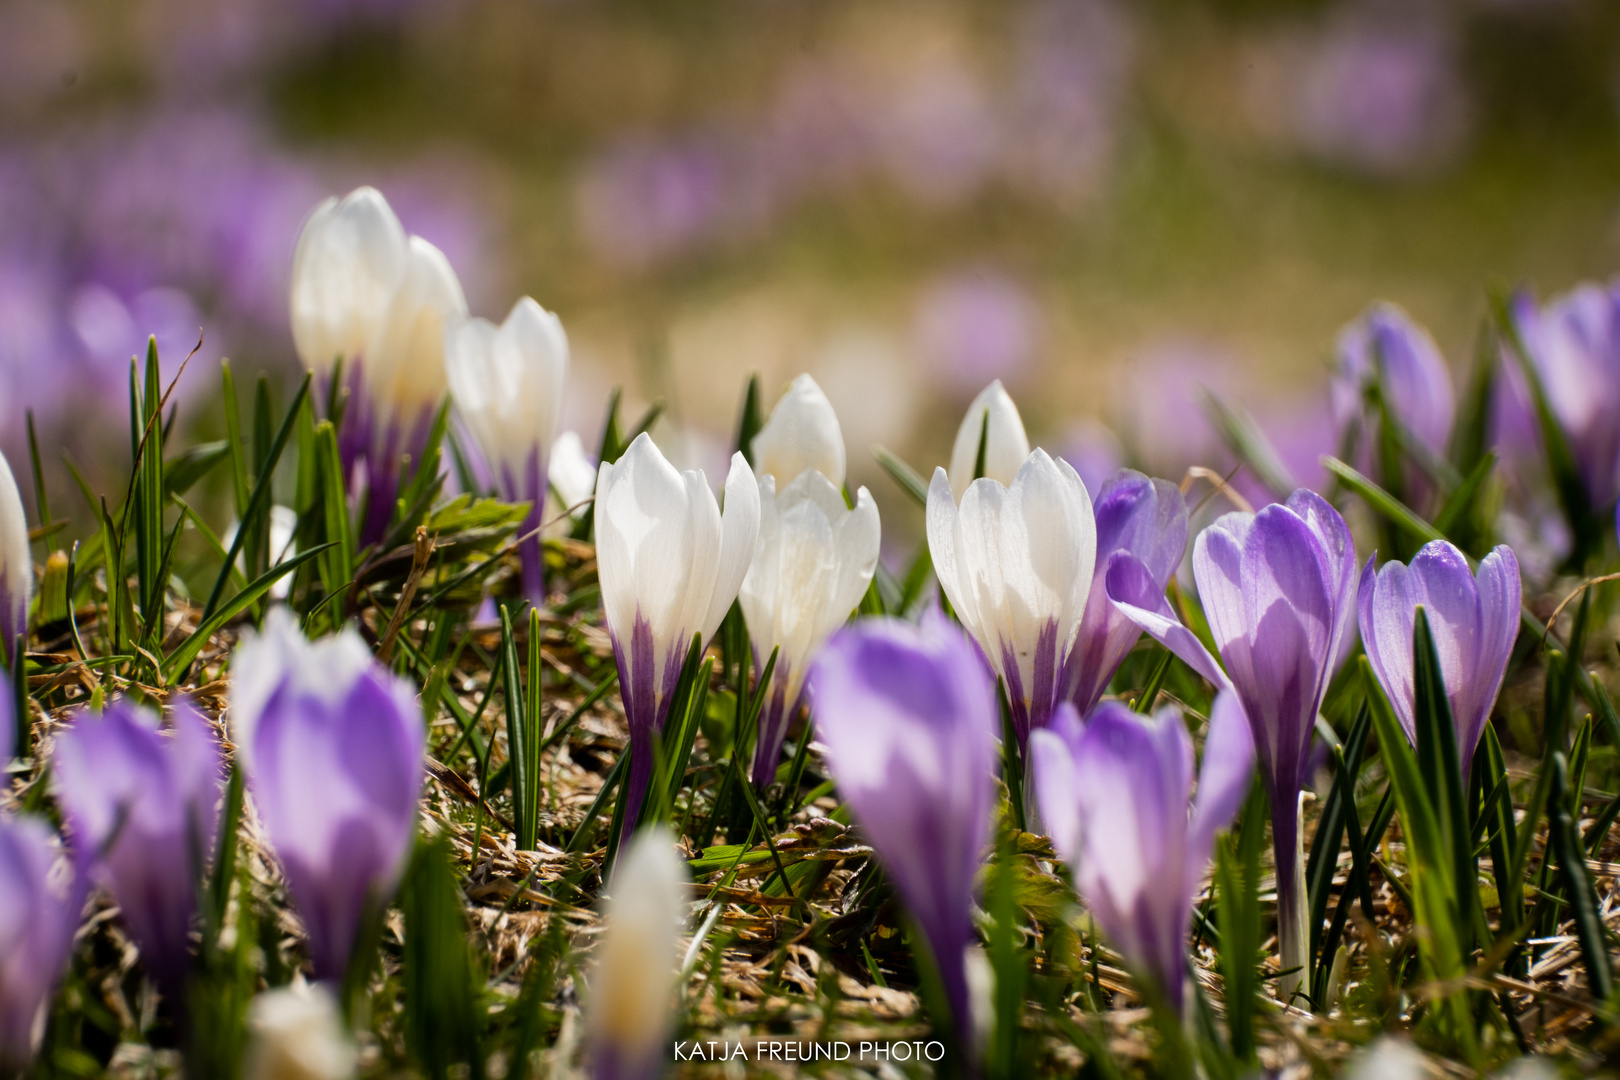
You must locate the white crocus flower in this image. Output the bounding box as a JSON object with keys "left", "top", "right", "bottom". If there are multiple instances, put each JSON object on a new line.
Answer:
{"left": 243, "top": 981, "right": 356, "bottom": 1080}
{"left": 446, "top": 297, "right": 568, "bottom": 603}
{"left": 288, "top": 186, "right": 407, "bottom": 375}
{"left": 750, "top": 373, "right": 846, "bottom": 486}
{"left": 594, "top": 433, "right": 759, "bottom": 838}
{"left": 739, "top": 469, "right": 879, "bottom": 786}
{"left": 0, "top": 450, "right": 30, "bottom": 666}
{"left": 547, "top": 431, "right": 598, "bottom": 520}
{"left": 288, "top": 187, "right": 469, "bottom": 545}
{"left": 365, "top": 235, "right": 466, "bottom": 424}
{"left": 928, "top": 449, "right": 1096, "bottom": 751}
{"left": 947, "top": 380, "right": 1030, "bottom": 499}
{"left": 588, "top": 827, "right": 687, "bottom": 1080}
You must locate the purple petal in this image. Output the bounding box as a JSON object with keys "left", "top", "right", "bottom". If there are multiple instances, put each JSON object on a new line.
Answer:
{"left": 1104, "top": 553, "right": 1230, "bottom": 694}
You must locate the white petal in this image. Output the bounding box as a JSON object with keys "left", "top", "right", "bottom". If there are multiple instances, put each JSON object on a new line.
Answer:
{"left": 828, "top": 485, "right": 881, "bottom": 627}
{"left": 548, "top": 431, "right": 598, "bottom": 514}
{"left": 288, "top": 187, "right": 407, "bottom": 373}
{"left": 699, "top": 452, "right": 761, "bottom": 643}
{"left": 947, "top": 380, "right": 1030, "bottom": 499}
{"left": 751, "top": 373, "right": 846, "bottom": 486}
{"left": 591, "top": 827, "right": 687, "bottom": 1061}
{"left": 926, "top": 466, "right": 972, "bottom": 628}
{"left": 445, "top": 297, "right": 569, "bottom": 475}
{"left": 593, "top": 434, "right": 694, "bottom": 651}
{"left": 0, "top": 450, "right": 30, "bottom": 649}
{"left": 367, "top": 235, "right": 467, "bottom": 417}
{"left": 245, "top": 982, "right": 356, "bottom": 1080}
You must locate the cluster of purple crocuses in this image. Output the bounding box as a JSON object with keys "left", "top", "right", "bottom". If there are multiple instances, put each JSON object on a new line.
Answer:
{"left": 0, "top": 610, "right": 423, "bottom": 1070}
{"left": 801, "top": 375, "right": 1523, "bottom": 1035}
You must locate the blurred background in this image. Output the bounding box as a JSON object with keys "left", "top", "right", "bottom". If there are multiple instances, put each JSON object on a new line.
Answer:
{"left": 3, "top": 0, "right": 1619, "bottom": 546}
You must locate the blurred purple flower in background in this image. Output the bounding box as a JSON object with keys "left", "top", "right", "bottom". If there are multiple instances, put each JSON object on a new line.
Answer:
{"left": 1359, "top": 541, "right": 1521, "bottom": 774}
{"left": 1059, "top": 420, "right": 1125, "bottom": 497}
{"left": 1109, "top": 489, "right": 1357, "bottom": 1002}
{"left": 230, "top": 610, "right": 425, "bottom": 979}
{"left": 1246, "top": 8, "right": 1470, "bottom": 177}
{"left": 1032, "top": 691, "right": 1253, "bottom": 1014}
{"left": 1331, "top": 301, "right": 1455, "bottom": 471}
{"left": 915, "top": 268, "right": 1042, "bottom": 394}
{"left": 52, "top": 700, "right": 225, "bottom": 992}
{"left": 578, "top": 133, "right": 762, "bottom": 270}
{"left": 809, "top": 611, "right": 998, "bottom": 1040}
{"left": 1005, "top": 0, "right": 1133, "bottom": 207}
{"left": 1504, "top": 283, "right": 1620, "bottom": 509}
{"left": 1068, "top": 470, "right": 1188, "bottom": 717}
{"left": 0, "top": 814, "right": 83, "bottom": 1073}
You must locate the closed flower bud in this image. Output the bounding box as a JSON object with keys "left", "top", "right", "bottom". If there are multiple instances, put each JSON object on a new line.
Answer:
{"left": 595, "top": 433, "right": 759, "bottom": 841}
{"left": 750, "top": 374, "right": 845, "bottom": 487}
{"left": 1032, "top": 692, "right": 1252, "bottom": 1015}
{"left": 244, "top": 982, "right": 357, "bottom": 1080}
{"left": 588, "top": 827, "right": 687, "bottom": 1080}
{"left": 52, "top": 699, "right": 224, "bottom": 992}
{"left": 928, "top": 449, "right": 1096, "bottom": 750}
{"left": 446, "top": 297, "right": 569, "bottom": 603}
{"left": 289, "top": 187, "right": 469, "bottom": 545}
{"left": 229, "top": 610, "right": 425, "bottom": 979}
{"left": 809, "top": 612, "right": 998, "bottom": 1039}
{"left": 947, "top": 380, "right": 1030, "bottom": 499}
{"left": 739, "top": 469, "right": 879, "bottom": 786}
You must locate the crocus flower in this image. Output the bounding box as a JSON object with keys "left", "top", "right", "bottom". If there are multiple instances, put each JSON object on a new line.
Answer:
{"left": 52, "top": 699, "right": 224, "bottom": 991}
{"left": 740, "top": 469, "right": 880, "bottom": 786}
{"left": 1358, "top": 541, "right": 1520, "bottom": 776}
{"left": 0, "top": 448, "right": 29, "bottom": 671}
{"left": 1506, "top": 283, "right": 1620, "bottom": 509}
{"left": 809, "top": 612, "right": 998, "bottom": 1037}
{"left": 595, "top": 433, "right": 759, "bottom": 840}
{"left": 928, "top": 449, "right": 1096, "bottom": 749}
{"left": 290, "top": 186, "right": 469, "bottom": 544}
{"left": 229, "top": 609, "right": 425, "bottom": 979}
{"left": 445, "top": 297, "right": 569, "bottom": 604}
{"left": 0, "top": 814, "right": 83, "bottom": 1073}
{"left": 244, "top": 981, "right": 356, "bottom": 1080}
{"left": 1330, "top": 302, "right": 1455, "bottom": 462}
{"left": 588, "top": 826, "right": 687, "bottom": 1080}
{"left": 1068, "top": 470, "right": 1188, "bottom": 716}
{"left": 1108, "top": 489, "right": 1357, "bottom": 1001}
{"left": 548, "top": 431, "right": 599, "bottom": 521}
{"left": 750, "top": 373, "right": 845, "bottom": 487}
{"left": 1031, "top": 691, "right": 1253, "bottom": 1014}
{"left": 947, "top": 380, "right": 1030, "bottom": 499}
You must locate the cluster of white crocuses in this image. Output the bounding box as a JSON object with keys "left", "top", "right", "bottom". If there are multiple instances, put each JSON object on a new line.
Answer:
{"left": 593, "top": 374, "right": 882, "bottom": 835}
{"left": 290, "top": 187, "right": 571, "bottom": 599}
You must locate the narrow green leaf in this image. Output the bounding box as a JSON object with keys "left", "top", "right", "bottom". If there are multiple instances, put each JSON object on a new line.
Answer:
{"left": 873, "top": 445, "right": 929, "bottom": 507}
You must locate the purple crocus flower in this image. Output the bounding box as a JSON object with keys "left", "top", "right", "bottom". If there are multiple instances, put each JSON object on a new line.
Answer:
{"left": 52, "top": 699, "right": 224, "bottom": 992}
{"left": 1359, "top": 541, "right": 1520, "bottom": 776}
{"left": 809, "top": 611, "right": 998, "bottom": 1038}
{"left": 0, "top": 814, "right": 83, "bottom": 1072}
{"left": 1330, "top": 302, "right": 1455, "bottom": 465}
{"left": 1506, "top": 283, "right": 1620, "bottom": 510}
{"left": 229, "top": 610, "right": 425, "bottom": 979}
{"left": 1068, "top": 469, "right": 1189, "bottom": 716}
{"left": 1107, "top": 489, "right": 1357, "bottom": 1001}
{"left": 1032, "top": 691, "right": 1253, "bottom": 1014}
